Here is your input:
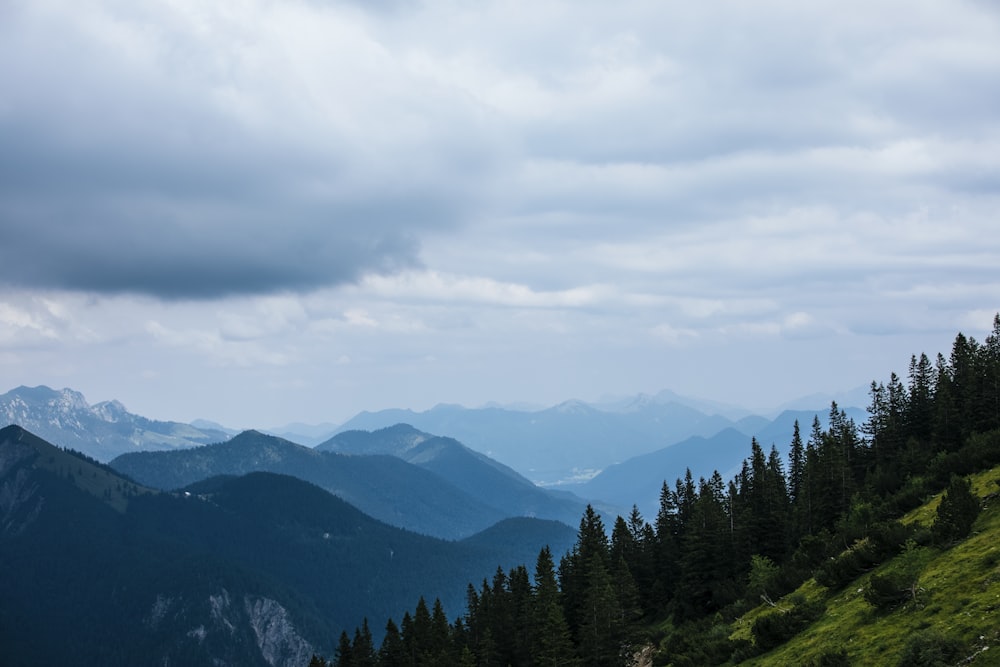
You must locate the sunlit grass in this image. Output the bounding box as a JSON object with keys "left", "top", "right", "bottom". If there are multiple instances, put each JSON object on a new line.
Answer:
{"left": 735, "top": 465, "right": 1000, "bottom": 666}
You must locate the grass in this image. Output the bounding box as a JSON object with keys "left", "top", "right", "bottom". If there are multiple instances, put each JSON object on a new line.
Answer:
{"left": 733, "top": 465, "right": 1000, "bottom": 666}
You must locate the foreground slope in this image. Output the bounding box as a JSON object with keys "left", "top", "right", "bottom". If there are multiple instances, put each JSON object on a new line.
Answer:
{"left": 0, "top": 425, "right": 577, "bottom": 666}
{"left": 732, "top": 465, "right": 1000, "bottom": 666}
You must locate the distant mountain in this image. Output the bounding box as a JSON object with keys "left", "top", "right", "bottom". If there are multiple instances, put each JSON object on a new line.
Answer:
{"left": 264, "top": 421, "right": 341, "bottom": 447}
{"left": 110, "top": 430, "right": 508, "bottom": 540}
{"left": 0, "top": 385, "right": 230, "bottom": 461}
{"left": 318, "top": 424, "right": 596, "bottom": 528}
{"left": 0, "top": 425, "right": 579, "bottom": 666}
{"left": 775, "top": 385, "right": 871, "bottom": 413}
{"left": 593, "top": 389, "right": 755, "bottom": 421}
{"left": 575, "top": 405, "right": 869, "bottom": 519}
{"left": 335, "top": 397, "right": 754, "bottom": 485}
{"left": 579, "top": 428, "right": 753, "bottom": 518}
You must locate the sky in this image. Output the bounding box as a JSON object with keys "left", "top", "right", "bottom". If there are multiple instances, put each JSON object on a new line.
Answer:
{"left": 1, "top": 0, "right": 999, "bottom": 429}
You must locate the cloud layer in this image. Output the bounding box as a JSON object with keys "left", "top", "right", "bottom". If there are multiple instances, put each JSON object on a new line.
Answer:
{"left": 2, "top": 0, "right": 999, "bottom": 423}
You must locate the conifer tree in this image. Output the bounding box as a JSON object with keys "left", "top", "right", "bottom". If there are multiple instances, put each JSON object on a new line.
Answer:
{"left": 428, "top": 599, "right": 452, "bottom": 665}
{"left": 675, "top": 473, "right": 735, "bottom": 619}
{"left": 351, "top": 619, "right": 376, "bottom": 667}
{"left": 653, "top": 481, "right": 681, "bottom": 604}
{"left": 335, "top": 631, "right": 353, "bottom": 667}
{"left": 788, "top": 420, "right": 805, "bottom": 507}
{"left": 507, "top": 565, "right": 534, "bottom": 666}
{"left": 531, "top": 546, "right": 575, "bottom": 667}
{"left": 933, "top": 475, "right": 981, "bottom": 544}
{"left": 379, "top": 618, "right": 407, "bottom": 667}
{"left": 576, "top": 552, "right": 619, "bottom": 667}
{"left": 560, "top": 505, "right": 609, "bottom": 638}
{"left": 907, "top": 352, "right": 935, "bottom": 442}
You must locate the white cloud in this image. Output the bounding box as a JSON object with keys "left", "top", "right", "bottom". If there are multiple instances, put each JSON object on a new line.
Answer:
{"left": 2, "top": 0, "right": 999, "bottom": 424}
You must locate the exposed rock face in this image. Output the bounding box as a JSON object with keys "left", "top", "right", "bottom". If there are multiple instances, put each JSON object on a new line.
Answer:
{"left": 143, "top": 589, "right": 314, "bottom": 667}
{"left": 244, "top": 595, "right": 315, "bottom": 667}
{"left": 0, "top": 385, "right": 231, "bottom": 461}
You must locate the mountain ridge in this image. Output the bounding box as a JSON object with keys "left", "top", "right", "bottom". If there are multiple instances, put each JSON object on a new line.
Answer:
{"left": 0, "top": 425, "right": 580, "bottom": 665}
{"left": 110, "top": 429, "right": 510, "bottom": 540}
{"left": 0, "top": 385, "right": 230, "bottom": 461}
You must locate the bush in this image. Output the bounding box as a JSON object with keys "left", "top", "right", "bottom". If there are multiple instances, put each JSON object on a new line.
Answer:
{"left": 862, "top": 571, "right": 910, "bottom": 609}
{"left": 751, "top": 600, "right": 824, "bottom": 652}
{"left": 814, "top": 540, "right": 880, "bottom": 589}
{"left": 897, "top": 630, "right": 963, "bottom": 666}
{"left": 863, "top": 540, "right": 926, "bottom": 610}
{"left": 808, "top": 648, "right": 850, "bottom": 666}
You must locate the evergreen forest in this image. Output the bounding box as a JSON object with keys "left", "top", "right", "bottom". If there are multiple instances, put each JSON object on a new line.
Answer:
{"left": 310, "top": 315, "right": 1000, "bottom": 666}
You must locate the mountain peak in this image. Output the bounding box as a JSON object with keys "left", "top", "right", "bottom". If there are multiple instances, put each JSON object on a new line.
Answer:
{"left": 552, "top": 399, "right": 592, "bottom": 415}
{"left": 1, "top": 385, "right": 232, "bottom": 462}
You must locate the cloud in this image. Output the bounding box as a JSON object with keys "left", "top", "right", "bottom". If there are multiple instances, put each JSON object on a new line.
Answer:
{"left": 2, "top": 0, "right": 1000, "bottom": 424}
{"left": 0, "top": 0, "right": 499, "bottom": 299}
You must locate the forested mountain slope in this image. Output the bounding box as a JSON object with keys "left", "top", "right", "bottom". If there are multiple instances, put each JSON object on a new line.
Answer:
{"left": 110, "top": 430, "right": 510, "bottom": 539}
{"left": 319, "top": 424, "right": 594, "bottom": 528}
{"left": 0, "top": 425, "right": 577, "bottom": 666}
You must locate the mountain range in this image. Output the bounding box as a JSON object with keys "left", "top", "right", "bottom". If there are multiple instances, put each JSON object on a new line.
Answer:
{"left": 1, "top": 384, "right": 870, "bottom": 530}
{"left": 111, "top": 428, "right": 596, "bottom": 540}
{"left": 328, "top": 391, "right": 867, "bottom": 486}
{"left": 0, "top": 385, "right": 230, "bottom": 461}
{"left": 570, "top": 408, "right": 866, "bottom": 519}
{"left": 0, "top": 424, "right": 578, "bottom": 666}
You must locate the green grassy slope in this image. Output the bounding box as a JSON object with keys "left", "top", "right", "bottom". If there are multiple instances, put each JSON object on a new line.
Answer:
{"left": 733, "top": 465, "right": 1000, "bottom": 666}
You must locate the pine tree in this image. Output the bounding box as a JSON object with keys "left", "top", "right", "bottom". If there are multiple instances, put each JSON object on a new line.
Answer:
{"left": 653, "top": 481, "right": 681, "bottom": 605}
{"left": 379, "top": 618, "right": 408, "bottom": 667}
{"left": 531, "top": 546, "right": 575, "bottom": 667}
{"left": 335, "top": 631, "right": 353, "bottom": 667}
{"left": 576, "top": 552, "right": 618, "bottom": 667}
{"left": 788, "top": 420, "right": 805, "bottom": 507}
{"left": 507, "top": 566, "right": 534, "bottom": 666}
{"left": 675, "top": 473, "right": 737, "bottom": 619}
{"left": 907, "top": 352, "right": 935, "bottom": 442}
{"left": 932, "top": 475, "right": 981, "bottom": 544}
{"left": 560, "top": 505, "right": 609, "bottom": 638}
{"left": 352, "top": 619, "right": 376, "bottom": 667}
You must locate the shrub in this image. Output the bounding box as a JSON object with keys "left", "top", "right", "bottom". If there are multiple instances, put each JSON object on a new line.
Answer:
{"left": 862, "top": 540, "right": 926, "bottom": 610}
{"left": 751, "top": 600, "right": 824, "bottom": 652}
{"left": 814, "top": 540, "right": 879, "bottom": 589}
{"left": 808, "top": 648, "right": 850, "bottom": 666}
{"left": 862, "top": 571, "right": 910, "bottom": 609}
{"left": 897, "top": 630, "right": 963, "bottom": 666}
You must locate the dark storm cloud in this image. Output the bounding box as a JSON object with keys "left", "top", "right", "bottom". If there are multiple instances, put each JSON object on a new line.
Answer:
{"left": 0, "top": 130, "right": 452, "bottom": 298}
{"left": 0, "top": 0, "right": 488, "bottom": 299}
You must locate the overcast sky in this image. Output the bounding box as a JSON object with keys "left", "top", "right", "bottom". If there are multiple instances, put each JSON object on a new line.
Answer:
{"left": 1, "top": 0, "right": 998, "bottom": 428}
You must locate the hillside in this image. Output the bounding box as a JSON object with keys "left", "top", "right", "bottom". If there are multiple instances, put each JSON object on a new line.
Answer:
{"left": 110, "top": 430, "right": 509, "bottom": 540}
{"left": 730, "top": 464, "right": 1000, "bottom": 665}
{"left": 0, "top": 425, "right": 579, "bottom": 666}
{"left": 319, "top": 424, "right": 595, "bottom": 527}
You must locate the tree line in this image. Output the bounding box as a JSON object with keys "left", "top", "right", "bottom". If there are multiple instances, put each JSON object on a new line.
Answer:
{"left": 311, "top": 315, "right": 1000, "bottom": 666}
